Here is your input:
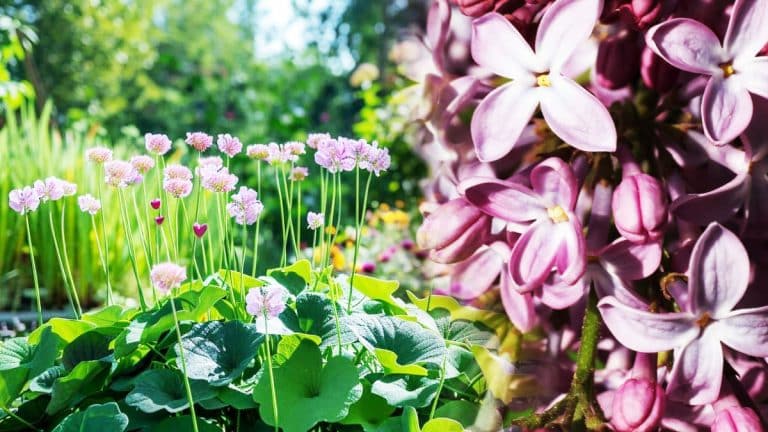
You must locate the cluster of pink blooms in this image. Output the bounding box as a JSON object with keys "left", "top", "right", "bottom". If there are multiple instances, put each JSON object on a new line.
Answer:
{"left": 149, "top": 262, "right": 187, "bottom": 295}
{"left": 226, "top": 186, "right": 263, "bottom": 225}
{"left": 9, "top": 177, "right": 78, "bottom": 215}
{"left": 104, "top": 160, "right": 142, "bottom": 188}
{"left": 313, "top": 136, "right": 391, "bottom": 175}
{"left": 408, "top": 0, "right": 768, "bottom": 429}
{"left": 163, "top": 164, "right": 194, "bottom": 198}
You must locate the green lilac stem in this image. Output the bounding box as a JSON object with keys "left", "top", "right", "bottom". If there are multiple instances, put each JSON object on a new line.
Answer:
{"left": 274, "top": 167, "right": 288, "bottom": 266}
{"left": 181, "top": 199, "right": 203, "bottom": 283}
{"left": 348, "top": 170, "right": 372, "bottom": 312}
{"left": 46, "top": 208, "right": 77, "bottom": 318}
{"left": 239, "top": 223, "right": 247, "bottom": 302}
{"left": 58, "top": 203, "right": 82, "bottom": 318}
{"left": 429, "top": 353, "right": 448, "bottom": 420}
{"left": 251, "top": 162, "right": 262, "bottom": 278}
{"left": 142, "top": 181, "right": 154, "bottom": 264}
{"left": 117, "top": 189, "right": 147, "bottom": 311}
{"left": 263, "top": 314, "right": 279, "bottom": 432}
{"left": 295, "top": 181, "right": 302, "bottom": 256}
{"left": 90, "top": 216, "right": 110, "bottom": 304}
{"left": 96, "top": 177, "right": 113, "bottom": 305}
{"left": 24, "top": 215, "right": 42, "bottom": 326}
{"left": 323, "top": 172, "right": 337, "bottom": 268}
{"left": 169, "top": 294, "right": 200, "bottom": 432}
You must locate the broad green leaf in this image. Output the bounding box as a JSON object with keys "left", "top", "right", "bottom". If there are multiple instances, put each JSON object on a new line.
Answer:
{"left": 273, "top": 333, "right": 321, "bottom": 366}
{"left": 252, "top": 340, "right": 362, "bottom": 432}
{"left": 0, "top": 394, "right": 48, "bottom": 430}
{"left": 216, "top": 385, "right": 257, "bottom": 410}
{"left": 150, "top": 415, "right": 221, "bottom": 432}
{"left": 47, "top": 360, "right": 109, "bottom": 414}
{"left": 445, "top": 345, "right": 477, "bottom": 380}
{"left": 433, "top": 309, "right": 493, "bottom": 347}
{"left": 374, "top": 348, "right": 428, "bottom": 376}
{"left": 52, "top": 402, "right": 128, "bottom": 432}
{"left": 29, "top": 365, "right": 66, "bottom": 394}
{"left": 27, "top": 318, "right": 95, "bottom": 346}
{"left": 177, "top": 321, "right": 263, "bottom": 386}
{"left": 422, "top": 418, "right": 464, "bottom": 432}
{"left": 370, "top": 374, "right": 439, "bottom": 408}
{"left": 266, "top": 259, "right": 312, "bottom": 295}
{"left": 0, "top": 366, "right": 28, "bottom": 407}
{"left": 340, "top": 382, "right": 396, "bottom": 430}
{"left": 433, "top": 400, "right": 479, "bottom": 428}
{"left": 0, "top": 339, "right": 32, "bottom": 371}
{"left": 352, "top": 274, "right": 406, "bottom": 315}
{"left": 216, "top": 270, "right": 264, "bottom": 292}
{"left": 61, "top": 330, "right": 114, "bottom": 370}
{"left": 126, "top": 369, "right": 216, "bottom": 413}
{"left": 295, "top": 292, "right": 355, "bottom": 349}
{"left": 28, "top": 327, "right": 59, "bottom": 378}
{"left": 82, "top": 305, "right": 127, "bottom": 327}
{"left": 406, "top": 293, "right": 507, "bottom": 330}
{"left": 402, "top": 407, "right": 420, "bottom": 432}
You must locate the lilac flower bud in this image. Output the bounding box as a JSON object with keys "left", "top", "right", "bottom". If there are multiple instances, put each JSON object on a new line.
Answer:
{"left": 612, "top": 172, "right": 667, "bottom": 244}
{"left": 640, "top": 46, "right": 679, "bottom": 93}
{"left": 711, "top": 406, "right": 762, "bottom": 432}
{"left": 602, "top": 0, "right": 671, "bottom": 30}
{"left": 150, "top": 198, "right": 161, "bottom": 210}
{"left": 596, "top": 30, "right": 640, "bottom": 90}
{"left": 193, "top": 222, "right": 208, "bottom": 238}
{"left": 611, "top": 378, "right": 665, "bottom": 431}
{"left": 417, "top": 198, "right": 491, "bottom": 264}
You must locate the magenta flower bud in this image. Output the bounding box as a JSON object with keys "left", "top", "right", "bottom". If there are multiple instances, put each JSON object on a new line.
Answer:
{"left": 712, "top": 407, "right": 762, "bottom": 432}
{"left": 639, "top": 46, "right": 678, "bottom": 93}
{"left": 193, "top": 222, "right": 208, "bottom": 238}
{"left": 360, "top": 262, "right": 376, "bottom": 273}
{"left": 401, "top": 239, "right": 415, "bottom": 251}
{"left": 612, "top": 172, "right": 667, "bottom": 244}
{"left": 155, "top": 215, "right": 165, "bottom": 226}
{"left": 611, "top": 378, "right": 665, "bottom": 432}
{"left": 602, "top": 0, "right": 670, "bottom": 30}
{"left": 596, "top": 30, "right": 640, "bottom": 90}
{"left": 416, "top": 198, "right": 490, "bottom": 264}
{"left": 150, "top": 198, "right": 161, "bottom": 210}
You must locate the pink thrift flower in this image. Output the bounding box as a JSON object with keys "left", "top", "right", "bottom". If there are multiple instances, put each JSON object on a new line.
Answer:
{"left": 284, "top": 141, "right": 306, "bottom": 158}
{"left": 366, "top": 145, "right": 391, "bottom": 176}
{"left": 130, "top": 155, "right": 155, "bottom": 174}
{"left": 245, "top": 284, "right": 288, "bottom": 319}
{"left": 227, "top": 186, "right": 263, "bottom": 225}
{"left": 9, "top": 187, "right": 40, "bottom": 214}
{"left": 104, "top": 160, "right": 141, "bottom": 188}
{"left": 217, "top": 133, "right": 243, "bottom": 157}
{"left": 469, "top": 0, "right": 616, "bottom": 161}
{"left": 77, "top": 194, "right": 101, "bottom": 215}
{"left": 185, "top": 132, "right": 213, "bottom": 152}
{"left": 599, "top": 223, "right": 768, "bottom": 405}
{"left": 145, "top": 133, "right": 172, "bottom": 155}
{"left": 314, "top": 137, "right": 356, "bottom": 173}
{"left": 33, "top": 177, "right": 66, "bottom": 202}
{"left": 289, "top": 166, "right": 309, "bottom": 181}
{"left": 646, "top": 0, "right": 768, "bottom": 143}
{"left": 163, "top": 164, "right": 193, "bottom": 181}
{"left": 201, "top": 166, "right": 238, "bottom": 193}
{"left": 85, "top": 147, "right": 113, "bottom": 164}
{"left": 265, "top": 142, "right": 290, "bottom": 165}
{"left": 198, "top": 156, "right": 223, "bottom": 171}
{"left": 150, "top": 262, "right": 186, "bottom": 295}
{"left": 246, "top": 144, "right": 270, "bottom": 161}
{"left": 307, "top": 211, "right": 324, "bottom": 230}
{"left": 307, "top": 132, "right": 331, "bottom": 149}
{"left": 163, "top": 178, "right": 193, "bottom": 198}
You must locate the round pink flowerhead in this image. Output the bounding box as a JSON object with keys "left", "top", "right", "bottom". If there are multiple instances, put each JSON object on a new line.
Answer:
{"left": 246, "top": 144, "right": 270, "bottom": 161}
{"left": 163, "top": 164, "right": 193, "bottom": 181}
{"left": 185, "top": 132, "right": 213, "bottom": 152}
{"left": 104, "top": 160, "right": 141, "bottom": 188}
{"left": 130, "top": 155, "right": 155, "bottom": 174}
{"left": 284, "top": 141, "right": 306, "bottom": 159}
{"left": 217, "top": 133, "right": 243, "bottom": 158}
{"left": 163, "top": 178, "right": 193, "bottom": 199}
{"left": 77, "top": 194, "right": 101, "bottom": 215}
{"left": 245, "top": 283, "right": 288, "bottom": 319}
{"left": 33, "top": 177, "right": 66, "bottom": 202}
{"left": 86, "top": 147, "right": 113, "bottom": 164}
{"left": 227, "top": 186, "right": 263, "bottom": 225}
{"left": 9, "top": 187, "right": 40, "bottom": 215}
{"left": 145, "top": 133, "right": 172, "bottom": 155}
{"left": 307, "top": 211, "right": 324, "bottom": 230}
{"left": 289, "top": 166, "right": 309, "bottom": 182}
{"left": 265, "top": 142, "right": 289, "bottom": 165}
{"left": 201, "top": 166, "right": 238, "bottom": 193}
{"left": 306, "top": 132, "right": 331, "bottom": 150}
{"left": 150, "top": 262, "right": 186, "bottom": 295}
{"left": 366, "top": 145, "right": 390, "bottom": 176}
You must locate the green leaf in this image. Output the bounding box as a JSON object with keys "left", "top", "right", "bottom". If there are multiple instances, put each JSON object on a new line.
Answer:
{"left": 406, "top": 293, "right": 507, "bottom": 330}
{"left": 432, "top": 309, "right": 493, "bottom": 347}
{"left": 216, "top": 385, "right": 257, "bottom": 410}
{"left": 81, "top": 305, "right": 127, "bottom": 327}
{"left": 266, "top": 259, "right": 311, "bottom": 295}
{"left": 370, "top": 375, "right": 439, "bottom": 408}
{"left": 29, "top": 365, "right": 66, "bottom": 394}
{"left": 47, "top": 360, "right": 109, "bottom": 414}
{"left": 252, "top": 340, "right": 362, "bottom": 432}
{"left": 177, "top": 321, "right": 263, "bottom": 386}
{"left": 61, "top": 330, "right": 114, "bottom": 370}
{"left": 52, "top": 402, "right": 128, "bottom": 432}
{"left": 471, "top": 345, "right": 517, "bottom": 404}
{"left": 273, "top": 333, "right": 321, "bottom": 366}
{"left": 422, "top": 418, "right": 464, "bottom": 432}
{"left": 351, "top": 274, "right": 406, "bottom": 315}
{"left": 433, "top": 400, "right": 479, "bottom": 427}
{"left": 126, "top": 369, "right": 216, "bottom": 413}
{"left": 0, "top": 366, "right": 28, "bottom": 407}
{"left": 216, "top": 270, "right": 264, "bottom": 292}
{"left": 150, "top": 415, "right": 221, "bottom": 432}
{"left": 0, "top": 339, "right": 32, "bottom": 371}
{"left": 28, "top": 327, "right": 59, "bottom": 378}
{"left": 340, "top": 382, "right": 396, "bottom": 429}
{"left": 27, "top": 318, "right": 95, "bottom": 346}
{"left": 295, "top": 292, "right": 355, "bottom": 349}
{"left": 374, "top": 349, "right": 428, "bottom": 376}
{"left": 402, "top": 407, "right": 421, "bottom": 432}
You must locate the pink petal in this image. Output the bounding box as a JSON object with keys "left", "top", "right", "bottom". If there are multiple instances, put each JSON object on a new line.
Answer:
{"left": 724, "top": 0, "right": 768, "bottom": 61}
{"left": 585, "top": 182, "right": 613, "bottom": 253}
{"left": 448, "top": 247, "right": 504, "bottom": 300}
{"left": 714, "top": 305, "right": 768, "bottom": 357}
{"left": 598, "top": 296, "right": 698, "bottom": 353}
{"left": 599, "top": 239, "right": 662, "bottom": 281}
{"left": 509, "top": 219, "right": 560, "bottom": 291}
{"left": 554, "top": 220, "right": 586, "bottom": 285}
{"left": 702, "top": 76, "right": 753, "bottom": 144}
{"left": 740, "top": 57, "right": 768, "bottom": 99}
{"left": 666, "top": 328, "right": 723, "bottom": 405}
{"left": 459, "top": 177, "right": 546, "bottom": 223}
{"left": 471, "top": 13, "right": 541, "bottom": 78}
{"left": 530, "top": 157, "right": 579, "bottom": 209}
{"left": 426, "top": 0, "right": 451, "bottom": 74}
{"left": 535, "top": 0, "right": 602, "bottom": 72}
{"left": 539, "top": 74, "right": 617, "bottom": 152}
{"left": 471, "top": 83, "right": 540, "bottom": 162}
{"left": 500, "top": 268, "right": 537, "bottom": 332}
{"left": 670, "top": 172, "right": 749, "bottom": 224}
{"left": 742, "top": 95, "right": 768, "bottom": 160}
{"left": 687, "top": 223, "right": 750, "bottom": 318}
{"left": 590, "top": 266, "right": 648, "bottom": 310}
{"left": 539, "top": 273, "right": 587, "bottom": 309}
{"left": 645, "top": 18, "right": 724, "bottom": 74}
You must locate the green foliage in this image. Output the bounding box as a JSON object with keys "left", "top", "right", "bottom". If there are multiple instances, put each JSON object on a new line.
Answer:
{"left": 52, "top": 402, "right": 128, "bottom": 432}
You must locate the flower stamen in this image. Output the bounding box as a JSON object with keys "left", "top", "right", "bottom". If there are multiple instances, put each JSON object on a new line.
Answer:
{"left": 536, "top": 73, "right": 552, "bottom": 87}
{"left": 547, "top": 205, "right": 569, "bottom": 223}
{"left": 696, "top": 312, "right": 712, "bottom": 329}
{"left": 719, "top": 62, "right": 735, "bottom": 78}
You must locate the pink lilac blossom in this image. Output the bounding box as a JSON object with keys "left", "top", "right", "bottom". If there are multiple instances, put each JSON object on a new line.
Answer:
{"left": 245, "top": 283, "right": 288, "bottom": 318}
{"left": 226, "top": 186, "right": 263, "bottom": 225}
{"left": 8, "top": 187, "right": 40, "bottom": 214}
{"left": 77, "top": 194, "right": 101, "bottom": 215}
{"left": 130, "top": 155, "right": 155, "bottom": 173}
{"left": 307, "top": 212, "right": 324, "bottom": 230}
{"left": 200, "top": 166, "right": 238, "bottom": 193}
{"left": 150, "top": 262, "right": 186, "bottom": 294}
{"left": 104, "top": 160, "right": 141, "bottom": 188}
{"left": 144, "top": 133, "right": 172, "bottom": 155}
{"left": 185, "top": 132, "right": 213, "bottom": 152}
{"left": 217, "top": 133, "right": 243, "bottom": 157}
{"left": 85, "top": 147, "right": 113, "bottom": 164}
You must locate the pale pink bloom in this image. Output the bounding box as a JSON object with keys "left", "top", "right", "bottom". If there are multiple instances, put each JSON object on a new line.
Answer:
{"left": 265, "top": 142, "right": 290, "bottom": 165}
{"left": 227, "top": 186, "right": 263, "bottom": 225}
{"left": 307, "top": 211, "right": 324, "bottom": 230}
{"left": 289, "top": 166, "right": 309, "bottom": 181}
{"left": 9, "top": 187, "right": 40, "bottom": 214}
{"left": 77, "top": 194, "right": 101, "bottom": 215}
{"left": 196, "top": 156, "right": 224, "bottom": 177}
{"left": 60, "top": 180, "right": 77, "bottom": 196}
{"left": 246, "top": 283, "right": 288, "bottom": 319}
{"left": 366, "top": 145, "right": 391, "bottom": 176}
{"left": 306, "top": 132, "right": 331, "bottom": 149}
{"left": 130, "top": 155, "right": 155, "bottom": 173}
{"left": 33, "top": 177, "right": 66, "bottom": 202}
{"left": 201, "top": 166, "right": 238, "bottom": 193}
{"left": 144, "top": 133, "right": 172, "bottom": 155}
{"left": 284, "top": 141, "right": 306, "bottom": 158}
{"left": 246, "top": 144, "right": 270, "bottom": 161}
{"left": 104, "top": 160, "right": 141, "bottom": 188}
{"left": 86, "top": 147, "right": 113, "bottom": 164}
{"left": 150, "top": 262, "right": 187, "bottom": 294}
{"left": 185, "top": 132, "right": 213, "bottom": 152}
{"left": 163, "top": 178, "right": 193, "bottom": 198}
{"left": 314, "top": 137, "right": 356, "bottom": 173}
{"left": 469, "top": 0, "right": 616, "bottom": 161}
{"left": 217, "top": 133, "right": 242, "bottom": 157}
{"left": 163, "top": 164, "right": 193, "bottom": 181}
{"left": 646, "top": 0, "right": 768, "bottom": 143}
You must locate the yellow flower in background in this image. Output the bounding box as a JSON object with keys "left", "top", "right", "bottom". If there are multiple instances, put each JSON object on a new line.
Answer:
{"left": 380, "top": 209, "right": 409, "bottom": 227}
{"left": 349, "top": 63, "right": 380, "bottom": 87}
{"left": 331, "top": 245, "right": 346, "bottom": 270}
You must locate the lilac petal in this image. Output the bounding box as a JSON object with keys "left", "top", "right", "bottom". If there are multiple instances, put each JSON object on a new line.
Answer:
{"left": 448, "top": 247, "right": 504, "bottom": 300}
{"left": 500, "top": 268, "right": 537, "bottom": 332}
{"left": 714, "top": 305, "right": 768, "bottom": 357}
{"left": 666, "top": 275, "right": 692, "bottom": 314}
{"left": 670, "top": 172, "right": 749, "bottom": 224}
{"left": 688, "top": 223, "right": 750, "bottom": 318}
{"left": 598, "top": 296, "right": 698, "bottom": 353}
{"left": 426, "top": 0, "right": 451, "bottom": 74}
{"left": 535, "top": 0, "right": 602, "bottom": 72}
{"left": 585, "top": 182, "right": 613, "bottom": 253}
{"left": 429, "top": 216, "right": 489, "bottom": 264}
{"left": 459, "top": 177, "right": 546, "bottom": 223}
{"left": 645, "top": 18, "right": 723, "bottom": 74}
{"left": 740, "top": 57, "right": 768, "bottom": 99}
{"left": 539, "top": 274, "right": 587, "bottom": 310}
{"left": 590, "top": 266, "right": 648, "bottom": 310}
{"left": 554, "top": 220, "right": 586, "bottom": 285}
{"left": 471, "top": 83, "right": 540, "bottom": 162}
{"left": 724, "top": 0, "right": 768, "bottom": 61}
{"left": 702, "top": 76, "right": 753, "bottom": 144}
{"left": 666, "top": 328, "right": 723, "bottom": 405}
{"left": 743, "top": 95, "right": 768, "bottom": 160}
{"left": 471, "top": 13, "right": 541, "bottom": 78}
{"left": 539, "top": 74, "right": 617, "bottom": 152}
{"left": 509, "top": 219, "right": 560, "bottom": 291}
{"left": 530, "top": 157, "right": 579, "bottom": 209}
{"left": 599, "top": 238, "right": 662, "bottom": 281}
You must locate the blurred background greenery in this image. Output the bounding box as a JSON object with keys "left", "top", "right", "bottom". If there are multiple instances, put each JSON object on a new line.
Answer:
{"left": 0, "top": 0, "right": 431, "bottom": 311}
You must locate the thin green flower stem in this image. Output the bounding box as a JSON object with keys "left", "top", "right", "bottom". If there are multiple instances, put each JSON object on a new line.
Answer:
{"left": 204, "top": 193, "right": 215, "bottom": 274}
{"left": 274, "top": 167, "right": 288, "bottom": 266}
{"left": 96, "top": 175, "right": 113, "bottom": 305}
{"left": 141, "top": 181, "right": 154, "bottom": 264}
{"left": 47, "top": 207, "right": 78, "bottom": 318}
{"left": 169, "top": 293, "right": 200, "bottom": 432}
{"left": 318, "top": 170, "right": 328, "bottom": 267}
{"left": 58, "top": 203, "right": 82, "bottom": 317}
{"left": 348, "top": 171, "right": 372, "bottom": 312}
{"left": 158, "top": 156, "right": 176, "bottom": 256}
{"left": 239, "top": 224, "right": 247, "bottom": 305}
{"left": 131, "top": 189, "right": 153, "bottom": 270}
{"left": 193, "top": 155, "right": 203, "bottom": 221}
{"left": 251, "top": 162, "right": 262, "bottom": 278}
{"left": 215, "top": 193, "right": 227, "bottom": 270}
{"left": 330, "top": 292, "right": 343, "bottom": 356}
{"left": 323, "top": 172, "right": 338, "bottom": 268}
{"left": 159, "top": 223, "right": 173, "bottom": 261}
{"left": 296, "top": 181, "right": 302, "bottom": 255}
{"left": 180, "top": 199, "right": 203, "bottom": 283}
{"left": 263, "top": 314, "right": 279, "bottom": 432}
{"left": 216, "top": 193, "right": 238, "bottom": 314}
{"left": 24, "top": 214, "right": 42, "bottom": 326}
{"left": 327, "top": 173, "right": 343, "bottom": 269}
{"left": 0, "top": 404, "right": 40, "bottom": 432}
{"left": 282, "top": 165, "right": 298, "bottom": 256}
{"left": 429, "top": 353, "right": 448, "bottom": 420}
{"left": 90, "top": 216, "right": 110, "bottom": 303}
{"left": 311, "top": 229, "right": 318, "bottom": 260}
{"left": 117, "top": 189, "right": 147, "bottom": 311}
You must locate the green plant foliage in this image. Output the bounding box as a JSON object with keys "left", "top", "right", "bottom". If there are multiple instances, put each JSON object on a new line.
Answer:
{"left": 126, "top": 369, "right": 216, "bottom": 413}
{"left": 51, "top": 402, "right": 128, "bottom": 432}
